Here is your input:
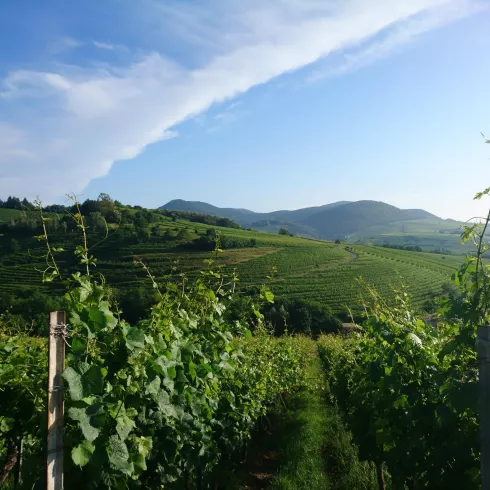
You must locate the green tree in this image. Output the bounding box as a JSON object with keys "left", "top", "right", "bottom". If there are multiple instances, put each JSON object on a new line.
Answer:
{"left": 89, "top": 212, "right": 106, "bottom": 231}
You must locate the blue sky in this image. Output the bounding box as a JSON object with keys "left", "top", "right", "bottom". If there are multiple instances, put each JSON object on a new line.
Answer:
{"left": 0, "top": 0, "right": 489, "bottom": 220}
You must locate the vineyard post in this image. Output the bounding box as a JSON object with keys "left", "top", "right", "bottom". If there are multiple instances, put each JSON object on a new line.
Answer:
{"left": 478, "top": 326, "right": 490, "bottom": 490}
{"left": 47, "top": 311, "right": 66, "bottom": 490}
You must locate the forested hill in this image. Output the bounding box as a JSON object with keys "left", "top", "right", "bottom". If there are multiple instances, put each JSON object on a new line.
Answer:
{"left": 161, "top": 198, "right": 466, "bottom": 251}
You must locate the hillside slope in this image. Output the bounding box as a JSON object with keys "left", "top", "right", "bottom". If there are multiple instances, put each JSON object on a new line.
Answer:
{"left": 161, "top": 198, "right": 464, "bottom": 251}
{"left": 0, "top": 210, "right": 462, "bottom": 318}
{"left": 161, "top": 200, "right": 351, "bottom": 227}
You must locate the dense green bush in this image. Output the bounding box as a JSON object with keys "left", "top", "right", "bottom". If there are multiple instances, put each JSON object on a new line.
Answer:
{"left": 318, "top": 288, "right": 479, "bottom": 489}
{"left": 0, "top": 260, "right": 309, "bottom": 488}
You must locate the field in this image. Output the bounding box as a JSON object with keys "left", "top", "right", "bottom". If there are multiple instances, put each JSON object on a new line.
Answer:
{"left": 0, "top": 213, "right": 464, "bottom": 315}
{"left": 0, "top": 208, "right": 22, "bottom": 223}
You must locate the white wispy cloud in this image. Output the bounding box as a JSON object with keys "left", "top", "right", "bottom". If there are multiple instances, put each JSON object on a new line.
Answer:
{"left": 307, "top": 0, "right": 483, "bottom": 82}
{"left": 0, "top": 0, "right": 481, "bottom": 201}
{"left": 47, "top": 36, "right": 85, "bottom": 55}
{"left": 92, "top": 41, "right": 128, "bottom": 52}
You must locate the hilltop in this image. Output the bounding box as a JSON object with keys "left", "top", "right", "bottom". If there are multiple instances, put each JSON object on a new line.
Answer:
{"left": 161, "top": 198, "right": 467, "bottom": 253}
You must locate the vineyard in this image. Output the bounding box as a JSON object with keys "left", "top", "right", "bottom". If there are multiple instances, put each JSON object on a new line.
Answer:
{"left": 317, "top": 290, "right": 480, "bottom": 489}
{"left": 0, "top": 213, "right": 463, "bottom": 318}
{"left": 0, "top": 254, "right": 313, "bottom": 488}
{"left": 1, "top": 194, "right": 488, "bottom": 489}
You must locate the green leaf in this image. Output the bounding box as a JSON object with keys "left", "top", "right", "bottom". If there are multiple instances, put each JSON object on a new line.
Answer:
{"left": 63, "top": 367, "right": 84, "bottom": 401}
{"left": 156, "top": 390, "right": 178, "bottom": 418}
{"left": 162, "top": 376, "right": 175, "bottom": 393}
{"left": 0, "top": 417, "right": 14, "bottom": 433}
{"left": 88, "top": 308, "right": 107, "bottom": 329}
{"left": 83, "top": 365, "right": 105, "bottom": 395}
{"left": 167, "top": 366, "right": 177, "bottom": 379}
{"left": 67, "top": 407, "right": 100, "bottom": 442}
{"left": 145, "top": 376, "right": 161, "bottom": 397}
{"left": 188, "top": 361, "right": 196, "bottom": 381}
{"left": 156, "top": 389, "right": 170, "bottom": 410}
{"left": 116, "top": 412, "right": 136, "bottom": 441}
{"left": 125, "top": 327, "right": 145, "bottom": 351}
{"left": 72, "top": 440, "right": 95, "bottom": 467}
{"left": 63, "top": 364, "right": 105, "bottom": 400}
{"left": 132, "top": 453, "right": 147, "bottom": 475}
{"left": 107, "top": 435, "right": 133, "bottom": 475}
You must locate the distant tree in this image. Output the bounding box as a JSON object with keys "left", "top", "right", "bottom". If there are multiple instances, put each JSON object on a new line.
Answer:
{"left": 97, "top": 194, "right": 121, "bottom": 224}
{"left": 43, "top": 204, "right": 69, "bottom": 213}
{"left": 249, "top": 238, "right": 257, "bottom": 247}
{"left": 80, "top": 199, "right": 100, "bottom": 216}
{"left": 335, "top": 239, "right": 341, "bottom": 245}
{"left": 206, "top": 228, "right": 217, "bottom": 239}
{"left": 279, "top": 228, "right": 293, "bottom": 236}
{"left": 21, "top": 198, "right": 34, "bottom": 210}
{"left": 151, "top": 225, "right": 161, "bottom": 237}
{"left": 89, "top": 212, "right": 107, "bottom": 231}
{"left": 97, "top": 193, "right": 113, "bottom": 203}
{"left": 134, "top": 212, "right": 149, "bottom": 229}
{"left": 136, "top": 227, "right": 151, "bottom": 243}
{"left": 45, "top": 214, "right": 60, "bottom": 232}
{"left": 5, "top": 196, "right": 22, "bottom": 210}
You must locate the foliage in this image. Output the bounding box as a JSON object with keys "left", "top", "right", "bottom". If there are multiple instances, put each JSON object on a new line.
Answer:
{"left": 0, "top": 209, "right": 310, "bottom": 487}
{"left": 265, "top": 298, "right": 342, "bottom": 337}
{"left": 0, "top": 333, "right": 48, "bottom": 489}
{"left": 319, "top": 290, "right": 479, "bottom": 489}
{"left": 0, "top": 289, "right": 64, "bottom": 335}
{"left": 316, "top": 184, "right": 490, "bottom": 488}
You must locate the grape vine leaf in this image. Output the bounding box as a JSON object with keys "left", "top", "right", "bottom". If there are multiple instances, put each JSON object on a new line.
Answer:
{"left": 67, "top": 407, "right": 100, "bottom": 442}
{"left": 107, "top": 435, "right": 133, "bottom": 475}
{"left": 72, "top": 440, "right": 95, "bottom": 467}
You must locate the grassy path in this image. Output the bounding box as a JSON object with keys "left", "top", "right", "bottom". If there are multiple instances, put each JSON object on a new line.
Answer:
{"left": 270, "top": 356, "right": 331, "bottom": 489}
{"left": 223, "top": 350, "right": 377, "bottom": 490}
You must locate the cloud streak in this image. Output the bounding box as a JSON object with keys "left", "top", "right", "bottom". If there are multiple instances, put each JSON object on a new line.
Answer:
{"left": 307, "top": 0, "right": 483, "bottom": 82}
{"left": 0, "top": 0, "right": 480, "bottom": 201}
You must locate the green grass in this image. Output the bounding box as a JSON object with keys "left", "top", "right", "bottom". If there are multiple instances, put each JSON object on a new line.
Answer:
{"left": 220, "top": 353, "right": 377, "bottom": 490}
{"left": 271, "top": 358, "right": 331, "bottom": 489}
{"left": 0, "top": 208, "right": 22, "bottom": 223}
{"left": 271, "top": 356, "right": 377, "bottom": 490}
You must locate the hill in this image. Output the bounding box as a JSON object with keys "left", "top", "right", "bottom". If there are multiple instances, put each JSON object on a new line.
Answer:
{"left": 0, "top": 201, "right": 463, "bottom": 327}
{"left": 161, "top": 198, "right": 467, "bottom": 253}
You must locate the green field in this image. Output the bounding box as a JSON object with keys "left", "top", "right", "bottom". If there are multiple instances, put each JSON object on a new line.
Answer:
{"left": 0, "top": 208, "right": 22, "bottom": 223}
{"left": 0, "top": 213, "right": 463, "bottom": 315}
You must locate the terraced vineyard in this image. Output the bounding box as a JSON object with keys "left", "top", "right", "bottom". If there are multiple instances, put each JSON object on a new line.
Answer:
{"left": 0, "top": 210, "right": 464, "bottom": 316}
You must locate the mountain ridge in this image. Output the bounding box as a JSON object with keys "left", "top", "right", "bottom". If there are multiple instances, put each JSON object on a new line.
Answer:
{"left": 160, "top": 199, "right": 462, "bottom": 241}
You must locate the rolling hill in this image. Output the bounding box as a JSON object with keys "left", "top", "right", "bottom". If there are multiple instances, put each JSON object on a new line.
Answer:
{"left": 161, "top": 199, "right": 467, "bottom": 252}
{"left": 0, "top": 207, "right": 464, "bottom": 319}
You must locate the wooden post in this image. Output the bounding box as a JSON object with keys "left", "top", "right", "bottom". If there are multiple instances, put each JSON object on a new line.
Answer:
{"left": 478, "top": 326, "right": 490, "bottom": 490}
{"left": 47, "top": 311, "right": 66, "bottom": 490}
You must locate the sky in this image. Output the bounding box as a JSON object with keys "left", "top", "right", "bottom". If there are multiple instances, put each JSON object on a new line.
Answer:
{"left": 0, "top": 0, "right": 489, "bottom": 221}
